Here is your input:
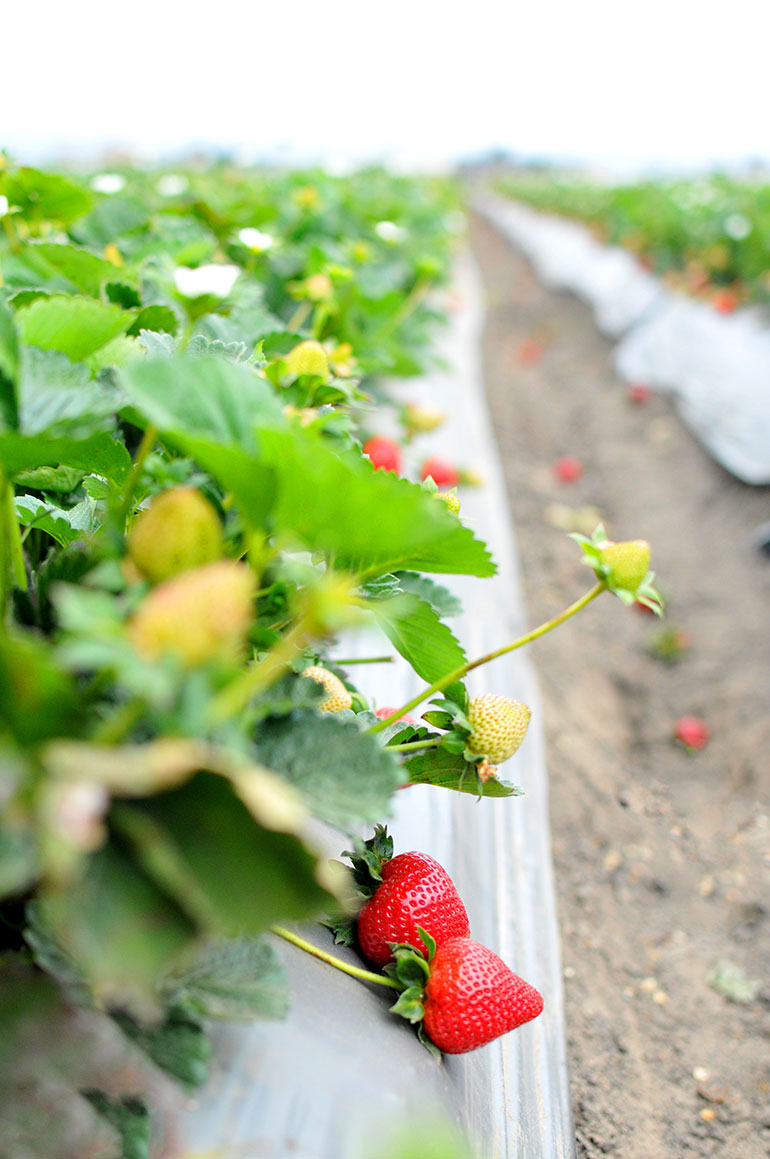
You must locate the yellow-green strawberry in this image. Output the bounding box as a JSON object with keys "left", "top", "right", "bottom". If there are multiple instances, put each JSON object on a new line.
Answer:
{"left": 598, "top": 539, "right": 650, "bottom": 592}
{"left": 129, "top": 561, "right": 255, "bottom": 667}
{"left": 284, "top": 340, "right": 330, "bottom": 380}
{"left": 465, "top": 694, "right": 531, "bottom": 765}
{"left": 302, "top": 666, "right": 353, "bottom": 712}
{"left": 436, "top": 491, "right": 461, "bottom": 514}
{"left": 128, "top": 488, "right": 223, "bottom": 584}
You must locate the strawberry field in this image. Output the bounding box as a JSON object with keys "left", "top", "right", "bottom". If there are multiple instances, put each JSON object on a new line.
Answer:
{"left": 3, "top": 154, "right": 767, "bottom": 1159}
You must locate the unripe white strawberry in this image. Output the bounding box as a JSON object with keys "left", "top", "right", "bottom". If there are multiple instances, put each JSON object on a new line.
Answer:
{"left": 302, "top": 666, "right": 353, "bottom": 712}
{"left": 127, "top": 488, "right": 223, "bottom": 584}
{"left": 465, "top": 694, "right": 531, "bottom": 765}
{"left": 284, "top": 340, "right": 330, "bottom": 380}
{"left": 129, "top": 561, "right": 255, "bottom": 667}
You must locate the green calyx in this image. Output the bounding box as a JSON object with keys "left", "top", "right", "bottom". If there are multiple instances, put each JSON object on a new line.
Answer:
{"left": 572, "top": 524, "right": 663, "bottom": 615}
{"left": 384, "top": 927, "right": 441, "bottom": 1057}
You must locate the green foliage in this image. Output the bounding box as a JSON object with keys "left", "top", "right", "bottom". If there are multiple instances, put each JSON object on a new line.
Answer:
{"left": 0, "top": 158, "right": 520, "bottom": 1144}
{"left": 253, "top": 712, "right": 403, "bottom": 830}
{"left": 15, "top": 295, "right": 130, "bottom": 362}
{"left": 405, "top": 748, "right": 523, "bottom": 797}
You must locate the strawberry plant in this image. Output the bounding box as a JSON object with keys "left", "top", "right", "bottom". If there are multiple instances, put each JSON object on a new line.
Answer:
{"left": 0, "top": 157, "right": 663, "bottom": 1156}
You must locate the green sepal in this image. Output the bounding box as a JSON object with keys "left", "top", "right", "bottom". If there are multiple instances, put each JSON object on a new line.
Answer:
{"left": 389, "top": 985, "right": 425, "bottom": 1023}
{"left": 417, "top": 1021, "right": 443, "bottom": 1060}
{"left": 386, "top": 941, "right": 431, "bottom": 989}
{"left": 416, "top": 925, "right": 437, "bottom": 962}
{"left": 440, "top": 733, "right": 468, "bottom": 755}
{"left": 421, "top": 710, "right": 454, "bottom": 730}
{"left": 340, "top": 823, "right": 393, "bottom": 896}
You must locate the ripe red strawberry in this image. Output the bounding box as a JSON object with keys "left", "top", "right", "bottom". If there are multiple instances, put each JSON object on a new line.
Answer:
{"left": 421, "top": 457, "right": 459, "bottom": 487}
{"left": 627, "top": 383, "right": 652, "bottom": 405}
{"left": 674, "top": 715, "right": 710, "bottom": 751}
{"left": 363, "top": 436, "right": 402, "bottom": 474}
{"left": 357, "top": 851, "right": 470, "bottom": 968}
{"left": 374, "top": 706, "right": 418, "bottom": 725}
{"left": 516, "top": 337, "right": 543, "bottom": 366}
{"left": 422, "top": 937, "right": 543, "bottom": 1054}
{"left": 553, "top": 455, "right": 583, "bottom": 483}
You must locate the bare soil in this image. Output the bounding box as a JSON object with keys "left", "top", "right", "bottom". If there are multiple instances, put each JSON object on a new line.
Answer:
{"left": 469, "top": 209, "right": 770, "bottom": 1159}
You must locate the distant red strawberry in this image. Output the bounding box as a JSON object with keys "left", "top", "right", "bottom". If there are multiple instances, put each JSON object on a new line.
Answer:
{"left": 711, "top": 288, "right": 739, "bottom": 315}
{"left": 357, "top": 851, "right": 470, "bottom": 968}
{"left": 516, "top": 337, "right": 544, "bottom": 366}
{"left": 363, "top": 436, "right": 402, "bottom": 474}
{"left": 422, "top": 937, "right": 543, "bottom": 1054}
{"left": 374, "top": 706, "right": 418, "bottom": 725}
{"left": 627, "top": 383, "right": 653, "bottom": 405}
{"left": 421, "top": 457, "right": 459, "bottom": 487}
{"left": 553, "top": 456, "right": 583, "bottom": 483}
{"left": 674, "top": 715, "right": 710, "bottom": 751}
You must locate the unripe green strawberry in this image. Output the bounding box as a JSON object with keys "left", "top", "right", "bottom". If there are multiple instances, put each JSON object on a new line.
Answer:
{"left": 302, "top": 666, "right": 352, "bottom": 712}
{"left": 129, "top": 561, "right": 255, "bottom": 667}
{"left": 598, "top": 539, "right": 650, "bottom": 592}
{"left": 436, "top": 490, "right": 461, "bottom": 514}
{"left": 127, "top": 488, "right": 223, "bottom": 584}
{"left": 284, "top": 340, "right": 330, "bottom": 380}
{"left": 465, "top": 694, "right": 531, "bottom": 765}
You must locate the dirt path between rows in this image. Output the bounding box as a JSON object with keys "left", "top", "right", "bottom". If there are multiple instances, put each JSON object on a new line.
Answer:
{"left": 469, "top": 208, "right": 770, "bottom": 1159}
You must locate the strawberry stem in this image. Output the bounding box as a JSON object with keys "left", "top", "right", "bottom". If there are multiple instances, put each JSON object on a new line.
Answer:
{"left": 207, "top": 614, "right": 311, "bottom": 725}
{"left": 384, "top": 737, "right": 443, "bottom": 753}
{"left": 332, "top": 654, "right": 395, "bottom": 665}
{"left": 367, "top": 579, "right": 606, "bottom": 734}
{"left": 271, "top": 925, "right": 400, "bottom": 988}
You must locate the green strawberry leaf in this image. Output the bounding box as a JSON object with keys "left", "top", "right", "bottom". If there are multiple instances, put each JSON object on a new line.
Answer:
{"left": 405, "top": 749, "right": 523, "bottom": 797}
{"left": 367, "top": 593, "right": 466, "bottom": 684}
{"left": 109, "top": 1006, "right": 210, "bottom": 1092}
{"left": 259, "top": 427, "right": 496, "bottom": 578}
{"left": 0, "top": 431, "right": 132, "bottom": 484}
{"left": 4, "top": 168, "right": 93, "bottom": 225}
{"left": 29, "top": 243, "right": 118, "bottom": 297}
{"left": 125, "top": 304, "right": 179, "bottom": 338}
{"left": 252, "top": 712, "right": 403, "bottom": 831}
{"left": 160, "top": 935, "right": 289, "bottom": 1021}
{"left": 118, "top": 353, "right": 285, "bottom": 448}
{"left": 36, "top": 842, "right": 197, "bottom": 1005}
{"left": 394, "top": 571, "right": 463, "bottom": 618}
{"left": 110, "top": 769, "right": 340, "bottom": 937}
{"left": 15, "top": 495, "right": 99, "bottom": 546}
{"left": 15, "top": 295, "right": 130, "bottom": 362}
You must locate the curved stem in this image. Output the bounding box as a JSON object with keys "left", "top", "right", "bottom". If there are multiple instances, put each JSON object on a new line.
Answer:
{"left": 271, "top": 925, "right": 399, "bottom": 989}
{"left": 333, "top": 654, "right": 395, "bottom": 666}
{"left": 118, "top": 424, "right": 158, "bottom": 529}
{"left": 384, "top": 737, "right": 443, "bottom": 754}
{"left": 367, "top": 580, "right": 606, "bottom": 735}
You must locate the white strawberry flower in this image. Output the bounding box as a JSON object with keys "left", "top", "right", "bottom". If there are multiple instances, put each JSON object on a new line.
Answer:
{"left": 238, "top": 227, "right": 275, "bottom": 252}
{"left": 0, "top": 195, "right": 8, "bottom": 218}
{"left": 156, "top": 174, "right": 189, "bottom": 197}
{"left": 174, "top": 264, "right": 240, "bottom": 298}
{"left": 375, "top": 220, "right": 407, "bottom": 243}
{"left": 724, "top": 213, "right": 751, "bottom": 240}
{"left": 90, "top": 173, "right": 125, "bottom": 194}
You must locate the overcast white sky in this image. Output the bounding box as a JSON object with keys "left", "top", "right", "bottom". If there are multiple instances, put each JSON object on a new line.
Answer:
{"left": 3, "top": 0, "right": 768, "bottom": 174}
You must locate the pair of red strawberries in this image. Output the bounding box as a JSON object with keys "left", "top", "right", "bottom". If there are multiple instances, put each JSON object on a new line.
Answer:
{"left": 348, "top": 829, "right": 543, "bottom": 1055}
